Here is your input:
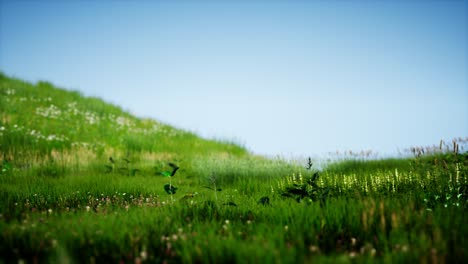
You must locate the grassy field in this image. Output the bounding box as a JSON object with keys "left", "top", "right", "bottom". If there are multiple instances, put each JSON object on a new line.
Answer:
{"left": 1, "top": 73, "right": 467, "bottom": 263}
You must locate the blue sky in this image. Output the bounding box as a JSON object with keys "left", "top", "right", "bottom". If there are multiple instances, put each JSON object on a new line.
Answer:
{"left": 1, "top": 0, "right": 467, "bottom": 158}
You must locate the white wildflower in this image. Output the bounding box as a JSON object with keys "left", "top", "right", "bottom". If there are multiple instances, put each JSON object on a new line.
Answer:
{"left": 6, "top": 89, "right": 15, "bottom": 95}
{"left": 116, "top": 116, "right": 133, "bottom": 127}
{"left": 36, "top": 104, "right": 62, "bottom": 119}
{"left": 84, "top": 111, "right": 99, "bottom": 124}
{"left": 140, "top": 250, "right": 148, "bottom": 260}
{"left": 67, "top": 102, "right": 79, "bottom": 115}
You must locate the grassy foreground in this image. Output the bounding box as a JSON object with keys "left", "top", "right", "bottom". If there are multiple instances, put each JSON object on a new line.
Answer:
{"left": 1, "top": 73, "right": 467, "bottom": 263}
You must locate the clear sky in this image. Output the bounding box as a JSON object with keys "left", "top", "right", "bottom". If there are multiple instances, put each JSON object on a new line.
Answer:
{"left": 1, "top": 0, "right": 467, "bottom": 158}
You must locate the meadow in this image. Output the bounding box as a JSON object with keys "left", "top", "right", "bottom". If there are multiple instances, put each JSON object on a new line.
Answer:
{"left": 1, "top": 73, "right": 467, "bottom": 263}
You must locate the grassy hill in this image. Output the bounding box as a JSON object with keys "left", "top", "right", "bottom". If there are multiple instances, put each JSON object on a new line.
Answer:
{"left": 0, "top": 72, "right": 247, "bottom": 164}
{"left": 0, "top": 73, "right": 467, "bottom": 263}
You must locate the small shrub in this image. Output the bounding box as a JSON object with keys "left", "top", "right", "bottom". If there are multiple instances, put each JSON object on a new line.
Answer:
{"left": 279, "top": 172, "right": 330, "bottom": 205}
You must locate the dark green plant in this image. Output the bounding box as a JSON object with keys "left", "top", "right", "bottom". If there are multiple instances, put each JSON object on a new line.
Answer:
{"left": 159, "top": 162, "right": 179, "bottom": 177}
{"left": 257, "top": 196, "right": 270, "bottom": 206}
{"left": 160, "top": 163, "right": 179, "bottom": 201}
{"left": 280, "top": 172, "right": 330, "bottom": 205}
{"left": 104, "top": 156, "right": 115, "bottom": 173}
{"left": 105, "top": 156, "right": 140, "bottom": 176}
{"left": 1, "top": 158, "right": 12, "bottom": 176}
{"left": 306, "top": 157, "right": 313, "bottom": 170}
{"left": 164, "top": 184, "right": 178, "bottom": 194}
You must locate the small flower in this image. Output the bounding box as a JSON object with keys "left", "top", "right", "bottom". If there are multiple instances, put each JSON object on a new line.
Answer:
{"left": 309, "top": 245, "right": 319, "bottom": 253}
{"left": 402, "top": 245, "right": 408, "bottom": 252}
{"left": 140, "top": 250, "right": 148, "bottom": 260}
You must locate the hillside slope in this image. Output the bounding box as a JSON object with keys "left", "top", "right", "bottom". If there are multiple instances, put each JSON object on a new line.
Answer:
{"left": 0, "top": 73, "right": 247, "bottom": 165}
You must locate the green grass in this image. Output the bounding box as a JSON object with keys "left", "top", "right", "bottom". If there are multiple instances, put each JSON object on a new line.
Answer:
{"left": 1, "top": 73, "right": 467, "bottom": 263}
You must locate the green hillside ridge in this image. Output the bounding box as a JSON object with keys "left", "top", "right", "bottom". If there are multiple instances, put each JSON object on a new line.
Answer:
{"left": 0, "top": 72, "right": 294, "bottom": 184}
{"left": 0, "top": 72, "right": 246, "bottom": 158}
